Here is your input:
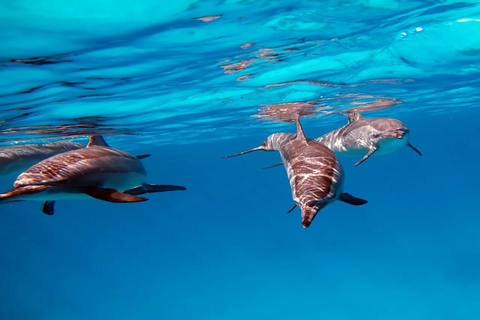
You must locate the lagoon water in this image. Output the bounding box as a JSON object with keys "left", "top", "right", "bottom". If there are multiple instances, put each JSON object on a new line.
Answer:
{"left": 1, "top": 0, "right": 480, "bottom": 319}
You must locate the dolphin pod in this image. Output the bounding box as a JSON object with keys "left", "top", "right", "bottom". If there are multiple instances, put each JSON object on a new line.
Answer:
{"left": 225, "top": 117, "right": 367, "bottom": 228}
{"left": 0, "top": 136, "right": 186, "bottom": 215}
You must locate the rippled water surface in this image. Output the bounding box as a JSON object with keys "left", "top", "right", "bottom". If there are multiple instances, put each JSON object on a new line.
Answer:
{"left": 1, "top": 1, "right": 480, "bottom": 319}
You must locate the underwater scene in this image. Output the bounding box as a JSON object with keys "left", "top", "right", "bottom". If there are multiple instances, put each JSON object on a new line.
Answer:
{"left": 1, "top": 0, "right": 480, "bottom": 319}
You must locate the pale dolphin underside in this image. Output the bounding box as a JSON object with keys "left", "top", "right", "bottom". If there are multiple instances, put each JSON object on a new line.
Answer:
{"left": 0, "top": 136, "right": 186, "bottom": 215}
{"left": 225, "top": 117, "right": 367, "bottom": 228}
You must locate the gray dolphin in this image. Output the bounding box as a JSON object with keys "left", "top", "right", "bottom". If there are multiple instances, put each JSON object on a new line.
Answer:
{"left": 0, "top": 136, "right": 186, "bottom": 215}
{"left": 317, "top": 110, "right": 422, "bottom": 166}
{"left": 225, "top": 118, "right": 367, "bottom": 228}
{"left": 0, "top": 141, "right": 84, "bottom": 177}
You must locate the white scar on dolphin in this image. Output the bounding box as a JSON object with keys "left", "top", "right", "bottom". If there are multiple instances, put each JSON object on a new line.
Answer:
{"left": 0, "top": 136, "right": 186, "bottom": 215}
{"left": 265, "top": 110, "right": 422, "bottom": 168}
{"left": 225, "top": 117, "right": 367, "bottom": 228}
{"left": 0, "top": 141, "right": 84, "bottom": 177}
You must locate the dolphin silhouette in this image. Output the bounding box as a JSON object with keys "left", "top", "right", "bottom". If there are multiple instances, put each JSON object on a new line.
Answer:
{"left": 0, "top": 136, "right": 186, "bottom": 215}
{"left": 225, "top": 117, "right": 367, "bottom": 228}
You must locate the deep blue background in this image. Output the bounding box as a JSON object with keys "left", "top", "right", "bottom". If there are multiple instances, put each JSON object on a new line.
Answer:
{"left": 1, "top": 109, "right": 479, "bottom": 319}
{"left": 1, "top": 0, "right": 480, "bottom": 318}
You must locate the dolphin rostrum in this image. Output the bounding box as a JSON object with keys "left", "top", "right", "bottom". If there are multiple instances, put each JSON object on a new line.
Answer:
{"left": 0, "top": 136, "right": 186, "bottom": 215}
{"left": 317, "top": 110, "right": 422, "bottom": 166}
{"left": 225, "top": 117, "right": 367, "bottom": 228}
{"left": 0, "top": 141, "right": 84, "bottom": 177}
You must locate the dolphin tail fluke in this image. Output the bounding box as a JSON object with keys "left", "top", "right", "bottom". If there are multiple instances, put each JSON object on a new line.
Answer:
{"left": 124, "top": 184, "right": 186, "bottom": 195}
{"left": 339, "top": 193, "right": 368, "bottom": 206}
{"left": 354, "top": 146, "right": 378, "bottom": 166}
{"left": 84, "top": 186, "right": 147, "bottom": 203}
{"left": 408, "top": 142, "right": 422, "bottom": 156}
{"left": 223, "top": 146, "right": 264, "bottom": 158}
{"left": 42, "top": 201, "right": 56, "bottom": 215}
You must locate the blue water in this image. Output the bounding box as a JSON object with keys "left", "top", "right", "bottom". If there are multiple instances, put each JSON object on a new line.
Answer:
{"left": 1, "top": 0, "right": 480, "bottom": 319}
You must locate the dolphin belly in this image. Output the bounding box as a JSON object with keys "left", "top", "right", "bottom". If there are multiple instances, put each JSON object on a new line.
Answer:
{"left": 376, "top": 136, "right": 408, "bottom": 155}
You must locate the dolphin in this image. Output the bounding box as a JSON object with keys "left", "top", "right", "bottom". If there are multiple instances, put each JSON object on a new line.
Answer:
{"left": 316, "top": 110, "right": 422, "bottom": 166}
{"left": 0, "top": 141, "right": 84, "bottom": 177}
{"left": 0, "top": 136, "right": 186, "bottom": 215}
{"left": 225, "top": 117, "right": 367, "bottom": 228}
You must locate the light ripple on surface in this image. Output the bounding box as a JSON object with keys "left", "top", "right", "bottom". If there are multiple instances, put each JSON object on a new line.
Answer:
{"left": 0, "top": 0, "right": 479, "bottom": 148}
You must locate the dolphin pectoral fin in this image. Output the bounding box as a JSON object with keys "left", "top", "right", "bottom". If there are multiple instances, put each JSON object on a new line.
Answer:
{"left": 124, "top": 184, "right": 186, "bottom": 195}
{"left": 287, "top": 203, "right": 297, "bottom": 213}
{"left": 145, "top": 184, "right": 186, "bottom": 192}
{"left": 136, "top": 154, "right": 151, "bottom": 160}
{"left": 84, "top": 186, "right": 147, "bottom": 203}
{"left": 408, "top": 142, "right": 422, "bottom": 156}
{"left": 223, "top": 146, "right": 264, "bottom": 158}
{"left": 354, "top": 146, "right": 378, "bottom": 166}
{"left": 339, "top": 193, "right": 368, "bottom": 206}
{"left": 263, "top": 162, "right": 283, "bottom": 169}
{"left": 42, "top": 201, "right": 55, "bottom": 215}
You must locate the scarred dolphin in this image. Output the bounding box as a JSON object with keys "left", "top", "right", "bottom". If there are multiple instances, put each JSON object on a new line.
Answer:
{"left": 0, "top": 136, "right": 186, "bottom": 214}
{"left": 317, "top": 110, "right": 422, "bottom": 166}
{"left": 225, "top": 117, "right": 367, "bottom": 228}
{"left": 0, "top": 141, "right": 83, "bottom": 177}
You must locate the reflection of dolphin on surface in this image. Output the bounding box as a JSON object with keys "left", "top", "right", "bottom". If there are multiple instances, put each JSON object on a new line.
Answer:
{"left": 225, "top": 117, "right": 367, "bottom": 228}
{"left": 0, "top": 136, "right": 186, "bottom": 215}
{"left": 0, "top": 141, "right": 84, "bottom": 177}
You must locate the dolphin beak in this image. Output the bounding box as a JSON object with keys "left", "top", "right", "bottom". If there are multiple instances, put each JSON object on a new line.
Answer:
{"left": 301, "top": 203, "right": 326, "bottom": 228}
{"left": 408, "top": 142, "right": 423, "bottom": 156}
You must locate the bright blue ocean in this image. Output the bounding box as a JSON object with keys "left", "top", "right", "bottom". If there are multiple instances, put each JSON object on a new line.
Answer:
{"left": 1, "top": 0, "right": 480, "bottom": 319}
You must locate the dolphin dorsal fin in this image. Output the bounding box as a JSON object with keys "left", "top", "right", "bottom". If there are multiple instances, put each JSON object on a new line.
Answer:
{"left": 345, "top": 110, "right": 363, "bottom": 123}
{"left": 294, "top": 116, "right": 308, "bottom": 142}
{"left": 87, "top": 136, "right": 110, "bottom": 147}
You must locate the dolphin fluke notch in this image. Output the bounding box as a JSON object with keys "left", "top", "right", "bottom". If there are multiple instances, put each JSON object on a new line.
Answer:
{"left": 84, "top": 186, "right": 147, "bottom": 202}
{"left": 408, "top": 142, "right": 422, "bottom": 156}
{"left": 223, "top": 146, "right": 265, "bottom": 158}
{"left": 124, "top": 183, "right": 186, "bottom": 195}
{"left": 339, "top": 193, "right": 368, "bottom": 205}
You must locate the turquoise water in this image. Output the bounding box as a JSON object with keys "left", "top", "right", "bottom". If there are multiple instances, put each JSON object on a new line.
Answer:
{"left": 1, "top": 0, "right": 480, "bottom": 319}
